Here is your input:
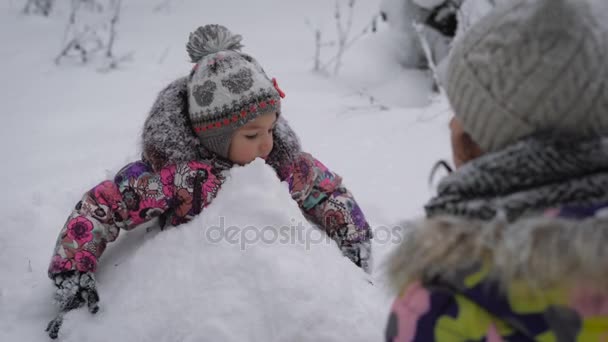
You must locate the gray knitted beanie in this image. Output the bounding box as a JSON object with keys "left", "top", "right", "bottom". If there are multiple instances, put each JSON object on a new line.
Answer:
{"left": 186, "top": 25, "right": 285, "bottom": 159}
{"left": 445, "top": 0, "right": 608, "bottom": 152}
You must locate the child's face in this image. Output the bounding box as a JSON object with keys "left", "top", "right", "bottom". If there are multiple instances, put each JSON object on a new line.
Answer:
{"left": 228, "top": 113, "right": 278, "bottom": 165}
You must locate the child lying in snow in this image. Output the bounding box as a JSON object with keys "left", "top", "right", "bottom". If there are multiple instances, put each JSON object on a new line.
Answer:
{"left": 45, "top": 24, "right": 372, "bottom": 339}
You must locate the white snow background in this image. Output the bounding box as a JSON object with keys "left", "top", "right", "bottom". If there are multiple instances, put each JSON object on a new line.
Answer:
{"left": 0, "top": 0, "right": 453, "bottom": 340}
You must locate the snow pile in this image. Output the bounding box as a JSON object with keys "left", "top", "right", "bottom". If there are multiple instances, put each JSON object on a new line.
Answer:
{"left": 36, "top": 160, "right": 388, "bottom": 341}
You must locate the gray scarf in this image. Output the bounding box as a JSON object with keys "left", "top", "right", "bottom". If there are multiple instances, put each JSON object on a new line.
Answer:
{"left": 426, "top": 136, "right": 608, "bottom": 221}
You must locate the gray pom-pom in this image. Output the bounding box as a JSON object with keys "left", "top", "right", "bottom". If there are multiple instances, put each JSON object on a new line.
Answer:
{"left": 186, "top": 24, "right": 243, "bottom": 63}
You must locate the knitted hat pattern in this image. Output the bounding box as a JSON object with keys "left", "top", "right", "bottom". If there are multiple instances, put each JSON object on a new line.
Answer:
{"left": 186, "top": 24, "right": 285, "bottom": 158}
{"left": 445, "top": 0, "right": 608, "bottom": 152}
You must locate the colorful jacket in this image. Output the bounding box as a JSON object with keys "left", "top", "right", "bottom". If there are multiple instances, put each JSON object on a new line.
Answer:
{"left": 386, "top": 205, "right": 608, "bottom": 341}
{"left": 48, "top": 77, "right": 372, "bottom": 277}
{"left": 385, "top": 137, "right": 608, "bottom": 341}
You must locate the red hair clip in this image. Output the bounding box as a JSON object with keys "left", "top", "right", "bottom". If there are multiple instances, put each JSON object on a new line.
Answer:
{"left": 272, "top": 78, "right": 286, "bottom": 98}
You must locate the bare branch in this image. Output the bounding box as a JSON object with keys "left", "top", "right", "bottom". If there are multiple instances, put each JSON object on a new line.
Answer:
{"left": 23, "top": 0, "right": 54, "bottom": 16}
{"left": 313, "top": 29, "right": 322, "bottom": 72}
{"left": 55, "top": 0, "right": 126, "bottom": 71}
{"left": 306, "top": 18, "right": 331, "bottom": 74}
{"left": 310, "top": 0, "right": 380, "bottom": 76}
{"left": 321, "top": 12, "right": 379, "bottom": 74}
{"left": 333, "top": 0, "right": 355, "bottom": 75}
{"left": 105, "top": 0, "right": 121, "bottom": 58}
{"left": 413, "top": 22, "right": 445, "bottom": 95}
{"left": 153, "top": 0, "right": 184, "bottom": 12}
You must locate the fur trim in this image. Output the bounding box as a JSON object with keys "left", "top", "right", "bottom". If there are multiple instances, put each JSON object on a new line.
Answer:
{"left": 141, "top": 77, "right": 301, "bottom": 171}
{"left": 141, "top": 77, "right": 202, "bottom": 171}
{"left": 387, "top": 214, "right": 608, "bottom": 294}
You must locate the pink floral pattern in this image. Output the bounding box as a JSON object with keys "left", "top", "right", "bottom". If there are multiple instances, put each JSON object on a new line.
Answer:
{"left": 128, "top": 197, "right": 167, "bottom": 226}
{"left": 74, "top": 250, "right": 97, "bottom": 272}
{"left": 130, "top": 174, "right": 164, "bottom": 199}
{"left": 49, "top": 255, "right": 72, "bottom": 274}
{"left": 66, "top": 217, "right": 94, "bottom": 245}
{"left": 324, "top": 209, "right": 346, "bottom": 232}
{"left": 48, "top": 160, "right": 224, "bottom": 277}
{"left": 93, "top": 180, "right": 123, "bottom": 209}
{"left": 160, "top": 164, "right": 177, "bottom": 198}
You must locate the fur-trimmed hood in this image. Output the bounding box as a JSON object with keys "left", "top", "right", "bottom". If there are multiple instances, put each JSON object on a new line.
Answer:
{"left": 140, "top": 77, "right": 301, "bottom": 172}
{"left": 387, "top": 211, "right": 608, "bottom": 295}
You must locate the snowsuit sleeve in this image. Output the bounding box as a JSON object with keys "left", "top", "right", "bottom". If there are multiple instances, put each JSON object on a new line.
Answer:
{"left": 280, "top": 152, "right": 372, "bottom": 271}
{"left": 48, "top": 160, "right": 222, "bottom": 278}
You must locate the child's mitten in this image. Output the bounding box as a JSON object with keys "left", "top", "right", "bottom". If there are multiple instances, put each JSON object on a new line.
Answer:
{"left": 46, "top": 271, "right": 99, "bottom": 339}
{"left": 341, "top": 240, "right": 372, "bottom": 274}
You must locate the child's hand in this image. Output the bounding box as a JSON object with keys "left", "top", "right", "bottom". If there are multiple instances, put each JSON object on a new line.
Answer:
{"left": 46, "top": 271, "right": 99, "bottom": 339}
{"left": 340, "top": 240, "right": 372, "bottom": 274}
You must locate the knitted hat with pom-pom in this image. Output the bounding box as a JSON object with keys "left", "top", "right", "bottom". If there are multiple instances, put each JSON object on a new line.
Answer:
{"left": 186, "top": 24, "right": 285, "bottom": 159}
{"left": 445, "top": 0, "right": 608, "bottom": 152}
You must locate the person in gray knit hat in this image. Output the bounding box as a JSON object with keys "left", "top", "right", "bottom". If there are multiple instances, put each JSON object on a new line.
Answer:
{"left": 445, "top": 0, "right": 608, "bottom": 153}
{"left": 44, "top": 24, "right": 372, "bottom": 339}
{"left": 385, "top": 0, "right": 608, "bottom": 340}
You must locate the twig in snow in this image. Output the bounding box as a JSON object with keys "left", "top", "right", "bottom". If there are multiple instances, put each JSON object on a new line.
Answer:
{"left": 23, "top": 0, "right": 53, "bottom": 16}
{"left": 308, "top": 0, "right": 380, "bottom": 76}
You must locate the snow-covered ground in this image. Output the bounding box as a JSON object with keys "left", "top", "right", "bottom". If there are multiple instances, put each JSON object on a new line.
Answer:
{"left": 0, "top": 0, "right": 451, "bottom": 340}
